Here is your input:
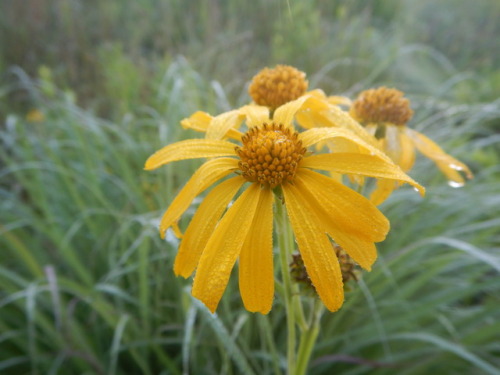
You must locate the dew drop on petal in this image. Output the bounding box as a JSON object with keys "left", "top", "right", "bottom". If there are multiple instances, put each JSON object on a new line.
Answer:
{"left": 448, "top": 180, "right": 465, "bottom": 188}
{"left": 449, "top": 163, "right": 464, "bottom": 171}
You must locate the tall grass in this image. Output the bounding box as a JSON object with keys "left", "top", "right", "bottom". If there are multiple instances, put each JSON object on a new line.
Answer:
{"left": 1, "top": 1, "right": 500, "bottom": 374}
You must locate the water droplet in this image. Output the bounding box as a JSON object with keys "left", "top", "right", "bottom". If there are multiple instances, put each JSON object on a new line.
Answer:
{"left": 448, "top": 180, "right": 464, "bottom": 188}
{"left": 449, "top": 164, "right": 464, "bottom": 171}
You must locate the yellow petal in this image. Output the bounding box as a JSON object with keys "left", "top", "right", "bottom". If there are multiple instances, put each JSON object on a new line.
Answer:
{"left": 181, "top": 111, "right": 243, "bottom": 141}
{"left": 295, "top": 108, "right": 329, "bottom": 130}
{"left": 294, "top": 169, "right": 389, "bottom": 243}
{"left": 406, "top": 128, "right": 473, "bottom": 183}
{"left": 365, "top": 124, "right": 378, "bottom": 137}
{"left": 282, "top": 184, "right": 344, "bottom": 312}
{"left": 398, "top": 130, "right": 416, "bottom": 172}
{"left": 290, "top": 172, "right": 380, "bottom": 270}
{"left": 321, "top": 106, "right": 377, "bottom": 146}
{"left": 206, "top": 110, "right": 245, "bottom": 140}
{"left": 174, "top": 176, "right": 245, "bottom": 277}
{"left": 159, "top": 158, "right": 238, "bottom": 238}
{"left": 299, "top": 127, "right": 393, "bottom": 164}
{"left": 145, "top": 139, "right": 237, "bottom": 170}
{"left": 239, "top": 105, "right": 270, "bottom": 128}
{"left": 301, "top": 153, "right": 425, "bottom": 196}
{"left": 239, "top": 188, "right": 274, "bottom": 314}
{"left": 192, "top": 183, "right": 262, "bottom": 313}
{"left": 370, "top": 179, "right": 398, "bottom": 206}
{"left": 382, "top": 124, "right": 403, "bottom": 162}
{"left": 327, "top": 95, "right": 352, "bottom": 107}
{"left": 181, "top": 111, "right": 212, "bottom": 132}
{"left": 273, "top": 95, "right": 328, "bottom": 126}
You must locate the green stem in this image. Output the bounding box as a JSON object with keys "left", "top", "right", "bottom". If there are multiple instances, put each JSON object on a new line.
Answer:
{"left": 276, "top": 199, "right": 297, "bottom": 375}
{"left": 294, "top": 300, "right": 324, "bottom": 375}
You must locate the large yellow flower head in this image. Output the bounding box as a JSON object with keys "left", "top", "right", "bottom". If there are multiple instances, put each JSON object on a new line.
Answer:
{"left": 145, "top": 100, "right": 424, "bottom": 314}
{"left": 350, "top": 86, "right": 473, "bottom": 205}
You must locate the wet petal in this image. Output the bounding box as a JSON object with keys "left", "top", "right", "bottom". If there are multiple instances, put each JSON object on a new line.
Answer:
{"left": 398, "top": 130, "right": 416, "bottom": 172}
{"left": 181, "top": 111, "right": 211, "bottom": 132}
{"left": 239, "top": 188, "right": 274, "bottom": 314}
{"left": 370, "top": 179, "right": 398, "bottom": 206}
{"left": 206, "top": 110, "right": 246, "bottom": 140}
{"left": 299, "top": 127, "right": 392, "bottom": 164}
{"left": 301, "top": 153, "right": 425, "bottom": 196}
{"left": 145, "top": 139, "right": 237, "bottom": 170}
{"left": 282, "top": 184, "right": 344, "bottom": 312}
{"left": 406, "top": 128, "right": 473, "bottom": 182}
{"left": 174, "top": 176, "right": 245, "bottom": 277}
{"left": 383, "top": 124, "right": 403, "bottom": 163}
{"left": 321, "top": 106, "right": 377, "bottom": 145}
{"left": 292, "top": 171, "right": 382, "bottom": 270}
{"left": 295, "top": 169, "right": 389, "bottom": 242}
{"left": 273, "top": 95, "right": 328, "bottom": 126}
{"left": 158, "top": 158, "right": 238, "bottom": 238}
{"left": 192, "top": 184, "right": 262, "bottom": 313}
{"left": 239, "top": 105, "right": 270, "bottom": 128}
{"left": 181, "top": 111, "right": 243, "bottom": 140}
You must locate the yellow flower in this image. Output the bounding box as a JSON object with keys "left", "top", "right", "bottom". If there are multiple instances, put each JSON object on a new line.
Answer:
{"left": 26, "top": 109, "right": 45, "bottom": 123}
{"left": 350, "top": 87, "right": 473, "bottom": 205}
{"left": 145, "top": 100, "right": 424, "bottom": 314}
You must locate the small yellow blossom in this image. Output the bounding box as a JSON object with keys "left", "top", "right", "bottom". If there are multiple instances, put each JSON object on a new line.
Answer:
{"left": 350, "top": 87, "right": 473, "bottom": 205}
{"left": 145, "top": 100, "right": 424, "bottom": 314}
{"left": 26, "top": 109, "right": 45, "bottom": 123}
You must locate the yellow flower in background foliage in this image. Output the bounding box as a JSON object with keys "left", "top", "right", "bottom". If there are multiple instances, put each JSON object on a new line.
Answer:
{"left": 350, "top": 87, "right": 473, "bottom": 205}
{"left": 145, "top": 100, "right": 424, "bottom": 314}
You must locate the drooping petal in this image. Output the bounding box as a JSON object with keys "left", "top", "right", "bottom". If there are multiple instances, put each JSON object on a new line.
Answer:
{"left": 370, "top": 179, "right": 398, "bottom": 206}
{"left": 398, "top": 130, "right": 416, "bottom": 172}
{"left": 282, "top": 184, "right": 344, "bottom": 312}
{"left": 406, "top": 128, "right": 473, "bottom": 183}
{"left": 295, "top": 175, "right": 380, "bottom": 271}
{"left": 174, "top": 176, "right": 246, "bottom": 278}
{"left": 158, "top": 158, "right": 238, "bottom": 238}
{"left": 299, "top": 127, "right": 393, "bottom": 164}
{"left": 144, "top": 139, "right": 237, "bottom": 170}
{"left": 301, "top": 153, "right": 425, "bottom": 196}
{"left": 365, "top": 124, "right": 378, "bottom": 137}
{"left": 192, "top": 183, "right": 262, "bottom": 313}
{"left": 294, "top": 169, "right": 389, "bottom": 242}
{"left": 383, "top": 124, "right": 403, "bottom": 163}
{"left": 239, "top": 187, "right": 274, "bottom": 314}
{"left": 288, "top": 177, "right": 378, "bottom": 270}
{"left": 273, "top": 95, "right": 328, "bottom": 127}
{"left": 206, "top": 110, "right": 246, "bottom": 140}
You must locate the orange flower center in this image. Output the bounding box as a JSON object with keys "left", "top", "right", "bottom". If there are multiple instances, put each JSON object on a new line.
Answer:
{"left": 248, "top": 65, "right": 308, "bottom": 110}
{"left": 235, "top": 123, "right": 306, "bottom": 188}
{"left": 350, "top": 87, "right": 414, "bottom": 126}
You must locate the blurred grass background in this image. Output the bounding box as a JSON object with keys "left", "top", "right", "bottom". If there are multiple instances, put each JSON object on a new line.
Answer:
{"left": 1, "top": 0, "right": 499, "bottom": 374}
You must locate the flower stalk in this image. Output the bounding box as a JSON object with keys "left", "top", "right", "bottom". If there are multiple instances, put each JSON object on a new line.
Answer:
{"left": 276, "top": 195, "right": 321, "bottom": 375}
